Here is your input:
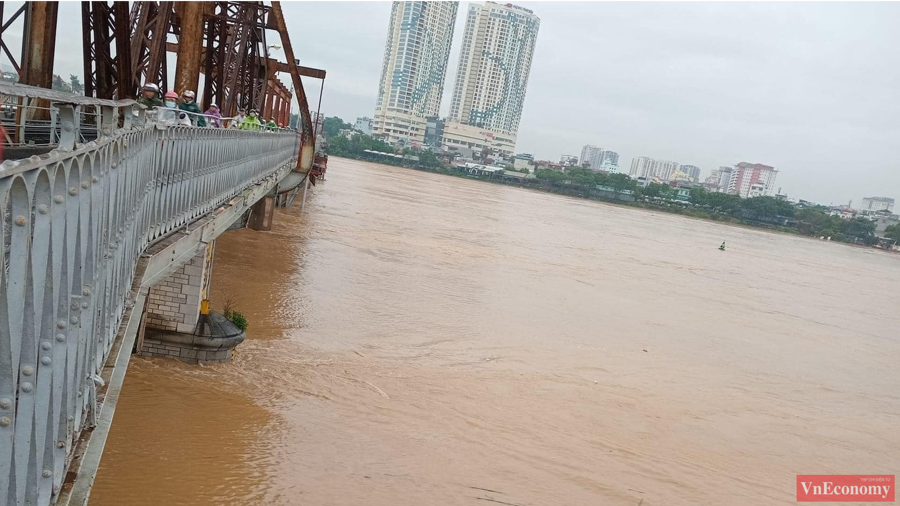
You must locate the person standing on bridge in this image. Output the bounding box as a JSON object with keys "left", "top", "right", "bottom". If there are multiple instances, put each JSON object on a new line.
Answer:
{"left": 204, "top": 103, "right": 223, "bottom": 128}
{"left": 229, "top": 109, "right": 247, "bottom": 129}
{"left": 266, "top": 118, "right": 279, "bottom": 131}
{"left": 177, "top": 90, "right": 206, "bottom": 127}
{"left": 137, "top": 83, "right": 164, "bottom": 110}
{"left": 240, "top": 109, "right": 262, "bottom": 131}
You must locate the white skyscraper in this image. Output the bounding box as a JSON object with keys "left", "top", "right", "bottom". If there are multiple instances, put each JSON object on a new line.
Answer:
{"left": 860, "top": 196, "right": 894, "bottom": 212}
{"left": 629, "top": 156, "right": 680, "bottom": 182}
{"left": 372, "top": 1, "right": 459, "bottom": 147}
{"left": 442, "top": 2, "right": 540, "bottom": 157}
{"left": 580, "top": 145, "right": 619, "bottom": 171}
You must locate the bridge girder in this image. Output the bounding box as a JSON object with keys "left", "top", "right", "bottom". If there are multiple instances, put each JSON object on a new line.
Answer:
{"left": 82, "top": 2, "right": 133, "bottom": 99}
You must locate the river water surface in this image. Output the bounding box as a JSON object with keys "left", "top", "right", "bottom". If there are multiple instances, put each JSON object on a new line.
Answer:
{"left": 91, "top": 158, "right": 899, "bottom": 505}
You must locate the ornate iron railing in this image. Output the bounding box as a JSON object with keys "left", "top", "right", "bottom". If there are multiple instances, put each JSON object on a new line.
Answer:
{"left": 0, "top": 83, "right": 299, "bottom": 505}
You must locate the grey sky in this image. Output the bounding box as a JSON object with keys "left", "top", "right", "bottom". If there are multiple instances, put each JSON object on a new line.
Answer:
{"left": 9, "top": 1, "right": 900, "bottom": 205}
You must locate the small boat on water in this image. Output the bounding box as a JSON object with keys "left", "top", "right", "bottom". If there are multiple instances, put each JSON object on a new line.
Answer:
{"left": 719, "top": 241, "right": 726, "bottom": 251}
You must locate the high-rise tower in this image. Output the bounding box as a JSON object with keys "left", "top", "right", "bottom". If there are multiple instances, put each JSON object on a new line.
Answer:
{"left": 442, "top": 2, "right": 540, "bottom": 157}
{"left": 372, "top": 1, "right": 459, "bottom": 147}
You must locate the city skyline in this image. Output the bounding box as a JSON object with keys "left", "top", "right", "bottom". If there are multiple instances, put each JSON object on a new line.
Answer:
{"left": 18, "top": 1, "right": 900, "bottom": 205}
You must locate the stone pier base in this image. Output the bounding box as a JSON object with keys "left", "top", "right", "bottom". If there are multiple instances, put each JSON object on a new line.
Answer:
{"left": 139, "top": 312, "right": 245, "bottom": 363}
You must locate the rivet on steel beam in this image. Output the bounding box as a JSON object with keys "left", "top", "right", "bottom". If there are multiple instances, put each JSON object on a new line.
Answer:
{"left": 92, "top": 176, "right": 99, "bottom": 183}
{"left": 71, "top": 302, "right": 80, "bottom": 311}
{"left": 0, "top": 398, "right": 10, "bottom": 409}
{"left": 82, "top": 302, "right": 89, "bottom": 309}
{"left": 111, "top": 162, "right": 118, "bottom": 169}
{"left": 57, "top": 440, "right": 65, "bottom": 448}
{"left": 43, "top": 470, "right": 52, "bottom": 478}
{"left": 81, "top": 181, "right": 90, "bottom": 189}
{"left": 41, "top": 357, "right": 52, "bottom": 366}
{"left": 38, "top": 205, "right": 49, "bottom": 214}
{"left": 83, "top": 287, "right": 92, "bottom": 296}
{"left": 14, "top": 216, "right": 26, "bottom": 226}
{"left": 57, "top": 320, "right": 67, "bottom": 329}
{"left": 70, "top": 316, "right": 79, "bottom": 325}
{"left": 0, "top": 417, "right": 10, "bottom": 427}
{"left": 69, "top": 187, "right": 78, "bottom": 196}
{"left": 68, "top": 416, "right": 74, "bottom": 422}
{"left": 22, "top": 366, "right": 34, "bottom": 376}
{"left": 21, "top": 383, "right": 33, "bottom": 393}
{"left": 54, "top": 195, "right": 64, "bottom": 204}
{"left": 62, "top": 121, "right": 73, "bottom": 132}
{"left": 56, "top": 334, "right": 66, "bottom": 342}
{"left": 41, "top": 342, "right": 52, "bottom": 351}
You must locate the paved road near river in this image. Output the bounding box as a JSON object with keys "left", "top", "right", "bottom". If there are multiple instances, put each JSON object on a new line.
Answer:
{"left": 91, "top": 157, "right": 900, "bottom": 505}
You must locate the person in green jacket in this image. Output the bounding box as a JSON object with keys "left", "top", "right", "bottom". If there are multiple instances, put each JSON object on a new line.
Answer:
{"left": 240, "top": 109, "right": 262, "bottom": 131}
{"left": 265, "top": 118, "right": 279, "bottom": 131}
{"left": 177, "top": 90, "right": 206, "bottom": 127}
{"left": 136, "top": 83, "right": 164, "bottom": 110}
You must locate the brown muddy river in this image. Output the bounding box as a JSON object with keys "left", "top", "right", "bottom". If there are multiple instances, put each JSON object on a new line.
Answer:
{"left": 91, "top": 158, "right": 899, "bottom": 505}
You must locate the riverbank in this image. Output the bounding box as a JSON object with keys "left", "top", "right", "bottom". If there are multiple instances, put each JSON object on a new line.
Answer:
{"left": 331, "top": 155, "right": 896, "bottom": 254}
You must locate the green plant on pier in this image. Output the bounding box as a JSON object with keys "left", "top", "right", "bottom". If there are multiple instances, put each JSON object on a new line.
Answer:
{"left": 228, "top": 311, "right": 249, "bottom": 332}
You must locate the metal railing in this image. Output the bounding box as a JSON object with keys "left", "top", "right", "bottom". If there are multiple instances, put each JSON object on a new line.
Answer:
{"left": 0, "top": 83, "right": 300, "bottom": 505}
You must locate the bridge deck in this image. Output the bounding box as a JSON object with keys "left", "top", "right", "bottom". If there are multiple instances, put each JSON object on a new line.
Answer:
{"left": 0, "top": 83, "right": 300, "bottom": 506}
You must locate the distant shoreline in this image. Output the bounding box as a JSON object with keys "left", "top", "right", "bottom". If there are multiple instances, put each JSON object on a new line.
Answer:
{"left": 329, "top": 155, "right": 898, "bottom": 256}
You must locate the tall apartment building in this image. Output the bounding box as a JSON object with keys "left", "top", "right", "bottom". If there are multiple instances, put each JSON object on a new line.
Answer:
{"left": 443, "top": 2, "right": 540, "bottom": 157}
{"left": 680, "top": 165, "right": 701, "bottom": 183}
{"left": 728, "top": 162, "right": 778, "bottom": 198}
{"left": 629, "top": 156, "right": 680, "bottom": 182}
{"left": 373, "top": 1, "right": 459, "bottom": 147}
{"left": 579, "top": 145, "right": 619, "bottom": 171}
{"left": 860, "top": 196, "right": 895, "bottom": 212}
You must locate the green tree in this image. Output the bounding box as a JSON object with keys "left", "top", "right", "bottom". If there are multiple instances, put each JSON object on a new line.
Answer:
{"left": 884, "top": 223, "right": 900, "bottom": 241}
{"left": 326, "top": 131, "right": 394, "bottom": 158}
{"left": 740, "top": 196, "right": 795, "bottom": 222}
{"left": 322, "top": 116, "right": 352, "bottom": 139}
{"left": 534, "top": 169, "right": 567, "bottom": 185}
{"left": 641, "top": 182, "right": 671, "bottom": 199}
{"left": 417, "top": 149, "right": 443, "bottom": 168}
{"left": 69, "top": 74, "right": 84, "bottom": 95}
{"left": 606, "top": 173, "right": 638, "bottom": 192}
{"left": 841, "top": 218, "right": 877, "bottom": 245}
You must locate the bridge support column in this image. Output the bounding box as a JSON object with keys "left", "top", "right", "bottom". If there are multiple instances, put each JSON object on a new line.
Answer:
{"left": 144, "top": 243, "right": 212, "bottom": 333}
{"left": 139, "top": 241, "right": 244, "bottom": 363}
{"left": 248, "top": 195, "right": 275, "bottom": 231}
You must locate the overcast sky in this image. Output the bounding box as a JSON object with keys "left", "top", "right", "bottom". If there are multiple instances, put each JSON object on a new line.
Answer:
{"left": 8, "top": 1, "right": 900, "bottom": 205}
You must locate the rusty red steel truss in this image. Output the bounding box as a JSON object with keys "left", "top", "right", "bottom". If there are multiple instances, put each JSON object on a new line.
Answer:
{"left": 0, "top": 1, "right": 324, "bottom": 167}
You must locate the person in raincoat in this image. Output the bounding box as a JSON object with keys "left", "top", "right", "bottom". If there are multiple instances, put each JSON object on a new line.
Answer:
{"left": 265, "top": 118, "right": 279, "bottom": 131}
{"left": 136, "top": 83, "right": 164, "bottom": 109}
{"left": 240, "top": 109, "right": 262, "bottom": 131}
{"left": 177, "top": 90, "right": 206, "bottom": 127}
{"left": 160, "top": 91, "right": 192, "bottom": 126}
{"left": 204, "top": 103, "right": 223, "bottom": 128}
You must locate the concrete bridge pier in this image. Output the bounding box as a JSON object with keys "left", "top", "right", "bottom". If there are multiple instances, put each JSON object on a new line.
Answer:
{"left": 248, "top": 195, "right": 276, "bottom": 231}
{"left": 137, "top": 241, "right": 244, "bottom": 363}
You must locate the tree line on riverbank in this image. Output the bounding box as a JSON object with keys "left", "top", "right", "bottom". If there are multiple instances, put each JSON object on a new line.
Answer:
{"left": 323, "top": 123, "right": 893, "bottom": 247}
